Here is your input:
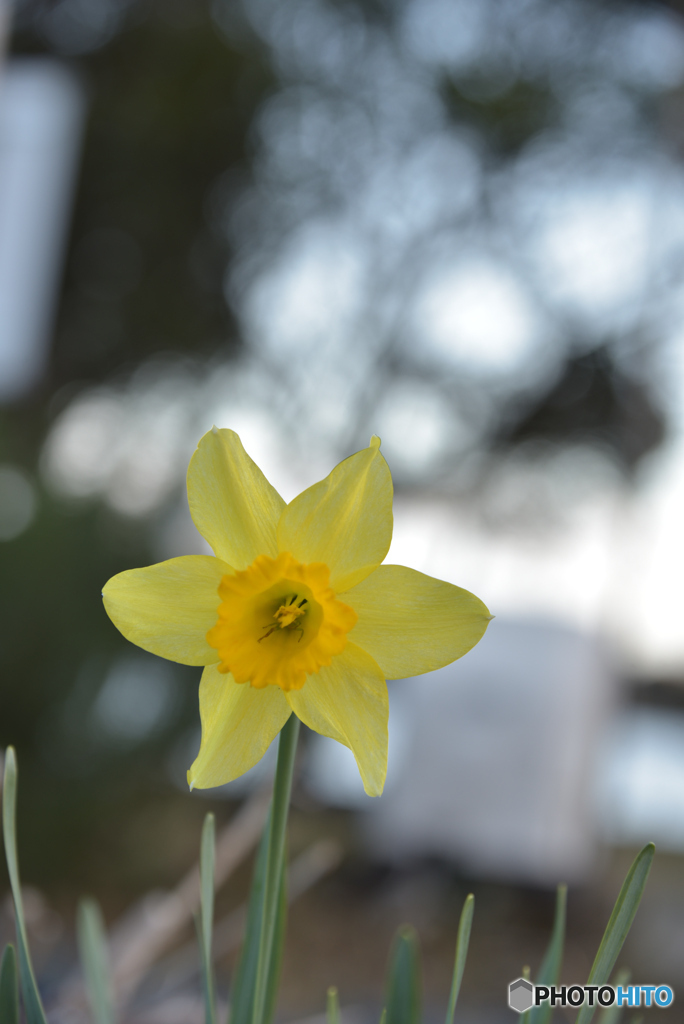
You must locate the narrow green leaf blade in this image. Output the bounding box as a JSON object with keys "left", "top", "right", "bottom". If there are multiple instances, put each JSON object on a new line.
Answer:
{"left": 77, "top": 898, "right": 115, "bottom": 1024}
{"left": 445, "top": 894, "right": 474, "bottom": 1024}
{"left": 199, "top": 813, "right": 216, "bottom": 1024}
{"left": 597, "top": 969, "right": 630, "bottom": 1024}
{"left": 230, "top": 818, "right": 287, "bottom": 1024}
{"left": 385, "top": 926, "right": 421, "bottom": 1024}
{"left": 230, "top": 824, "right": 270, "bottom": 1024}
{"left": 575, "top": 844, "right": 655, "bottom": 1024}
{"left": 327, "top": 987, "right": 341, "bottom": 1024}
{"left": 520, "top": 965, "right": 532, "bottom": 1024}
{"left": 2, "top": 748, "right": 48, "bottom": 1024}
{"left": 0, "top": 945, "right": 19, "bottom": 1024}
{"left": 530, "top": 885, "right": 567, "bottom": 1024}
{"left": 262, "top": 861, "right": 287, "bottom": 1024}
{"left": 201, "top": 814, "right": 216, "bottom": 958}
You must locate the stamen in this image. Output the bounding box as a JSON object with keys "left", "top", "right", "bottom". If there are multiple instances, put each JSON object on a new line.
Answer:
{"left": 269, "top": 601, "right": 307, "bottom": 635}
{"left": 298, "top": 598, "right": 308, "bottom": 607}
{"left": 258, "top": 625, "right": 279, "bottom": 642}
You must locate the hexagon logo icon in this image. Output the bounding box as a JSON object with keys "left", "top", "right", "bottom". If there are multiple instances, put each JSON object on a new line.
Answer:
{"left": 509, "top": 978, "right": 534, "bottom": 1013}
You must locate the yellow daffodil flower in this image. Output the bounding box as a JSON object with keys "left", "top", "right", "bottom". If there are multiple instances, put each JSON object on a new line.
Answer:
{"left": 102, "top": 429, "right": 490, "bottom": 796}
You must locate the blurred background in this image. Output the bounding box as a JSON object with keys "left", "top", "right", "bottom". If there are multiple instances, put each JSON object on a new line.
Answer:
{"left": 3, "top": 0, "right": 684, "bottom": 1019}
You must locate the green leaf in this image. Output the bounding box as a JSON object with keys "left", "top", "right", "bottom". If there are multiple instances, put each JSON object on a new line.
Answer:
{"left": 445, "top": 894, "right": 474, "bottom": 1024}
{"left": 385, "top": 925, "right": 421, "bottom": 1024}
{"left": 0, "top": 945, "right": 19, "bottom": 1024}
{"left": 575, "top": 844, "right": 654, "bottom": 1024}
{"left": 530, "top": 885, "right": 567, "bottom": 1024}
{"left": 597, "top": 969, "right": 630, "bottom": 1024}
{"left": 77, "top": 898, "right": 115, "bottom": 1024}
{"left": 199, "top": 813, "right": 217, "bottom": 1024}
{"left": 2, "top": 748, "right": 48, "bottom": 1024}
{"left": 229, "top": 816, "right": 287, "bottom": 1024}
{"left": 326, "top": 986, "right": 341, "bottom": 1024}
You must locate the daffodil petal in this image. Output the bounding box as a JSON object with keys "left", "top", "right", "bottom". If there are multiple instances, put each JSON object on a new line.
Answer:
{"left": 188, "top": 666, "right": 292, "bottom": 789}
{"left": 187, "top": 428, "right": 286, "bottom": 568}
{"left": 286, "top": 642, "right": 388, "bottom": 796}
{"left": 277, "top": 436, "right": 392, "bottom": 592}
{"left": 102, "top": 555, "right": 231, "bottom": 666}
{"left": 343, "top": 564, "right": 491, "bottom": 679}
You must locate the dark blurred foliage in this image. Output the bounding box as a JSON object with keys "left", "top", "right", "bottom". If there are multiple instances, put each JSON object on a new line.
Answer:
{"left": 441, "top": 77, "right": 557, "bottom": 158}
{"left": 497, "top": 346, "right": 666, "bottom": 471}
{"left": 0, "top": 490, "right": 199, "bottom": 889}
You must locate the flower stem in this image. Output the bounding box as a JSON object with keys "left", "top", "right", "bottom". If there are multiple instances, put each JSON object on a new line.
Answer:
{"left": 252, "top": 712, "right": 300, "bottom": 1024}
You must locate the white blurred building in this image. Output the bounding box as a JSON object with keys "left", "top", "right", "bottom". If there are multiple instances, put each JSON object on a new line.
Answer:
{"left": 308, "top": 618, "right": 614, "bottom": 885}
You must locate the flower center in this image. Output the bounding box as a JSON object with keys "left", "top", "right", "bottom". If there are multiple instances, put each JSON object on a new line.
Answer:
{"left": 206, "top": 552, "right": 357, "bottom": 691}
{"left": 260, "top": 595, "right": 308, "bottom": 640}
